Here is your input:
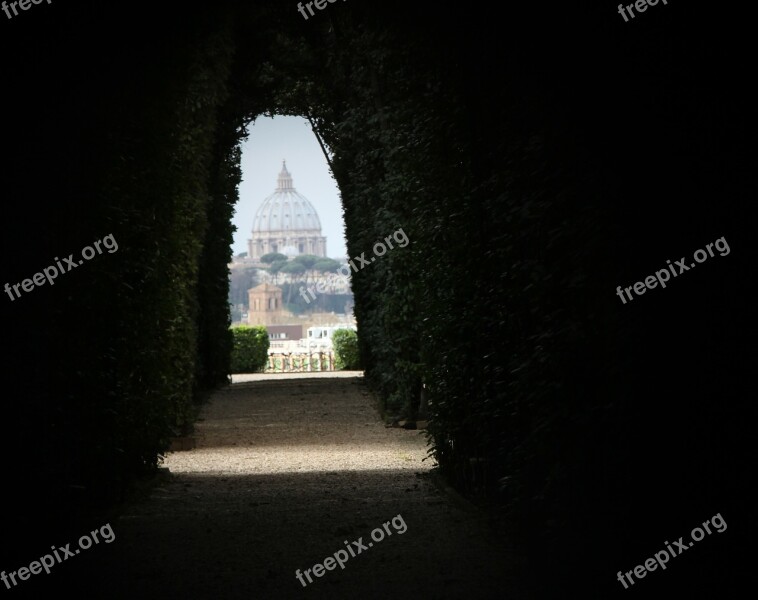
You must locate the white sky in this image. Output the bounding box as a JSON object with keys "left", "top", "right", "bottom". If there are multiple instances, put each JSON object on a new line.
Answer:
{"left": 231, "top": 115, "right": 347, "bottom": 259}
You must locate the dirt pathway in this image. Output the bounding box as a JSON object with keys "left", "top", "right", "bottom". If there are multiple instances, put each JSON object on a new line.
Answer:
{"left": 70, "top": 374, "right": 526, "bottom": 599}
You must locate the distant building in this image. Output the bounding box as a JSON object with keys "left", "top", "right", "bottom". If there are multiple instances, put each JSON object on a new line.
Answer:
{"left": 266, "top": 325, "right": 303, "bottom": 341}
{"left": 247, "top": 161, "right": 327, "bottom": 260}
{"left": 306, "top": 325, "right": 356, "bottom": 344}
{"left": 268, "top": 324, "right": 357, "bottom": 354}
{"left": 247, "top": 283, "right": 292, "bottom": 326}
{"left": 230, "top": 161, "right": 355, "bottom": 332}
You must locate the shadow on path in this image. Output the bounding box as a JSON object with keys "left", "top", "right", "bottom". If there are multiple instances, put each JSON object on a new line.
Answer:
{"left": 47, "top": 375, "right": 526, "bottom": 600}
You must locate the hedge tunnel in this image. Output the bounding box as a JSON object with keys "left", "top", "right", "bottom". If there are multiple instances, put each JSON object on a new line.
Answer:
{"left": 1, "top": 1, "right": 753, "bottom": 596}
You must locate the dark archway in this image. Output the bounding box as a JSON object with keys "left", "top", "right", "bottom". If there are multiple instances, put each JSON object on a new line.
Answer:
{"left": 1, "top": 1, "right": 753, "bottom": 597}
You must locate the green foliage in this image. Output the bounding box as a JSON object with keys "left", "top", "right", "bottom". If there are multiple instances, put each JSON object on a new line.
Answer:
{"left": 230, "top": 326, "right": 270, "bottom": 373}
{"left": 332, "top": 329, "right": 361, "bottom": 370}
{"left": 14, "top": 9, "right": 245, "bottom": 509}
{"left": 293, "top": 254, "right": 320, "bottom": 269}
{"left": 8, "top": 4, "right": 747, "bottom": 595}
{"left": 11, "top": 1, "right": 609, "bottom": 563}
{"left": 280, "top": 261, "right": 306, "bottom": 275}
{"left": 228, "top": 266, "right": 259, "bottom": 307}
{"left": 313, "top": 258, "right": 342, "bottom": 272}
{"left": 279, "top": 282, "right": 352, "bottom": 315}
{"left": 260, "top": 252, "right": 287, "bottom": 264}
{"left": 267, "top": 259, "right": 287, "bottom": 274}
{"left": 273, "top": 20, "right": 607, "bottom": 557}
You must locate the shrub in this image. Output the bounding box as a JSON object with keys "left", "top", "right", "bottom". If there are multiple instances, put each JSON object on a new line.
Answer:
{"left": 230, "top": 326, "right": 269, "bottom": 373}
{"left": 332, "top": 329, "right": 361, "bottom": 370}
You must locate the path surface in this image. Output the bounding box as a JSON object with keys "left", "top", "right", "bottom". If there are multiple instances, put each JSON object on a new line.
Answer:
{"left": 74, "top": 374, "right": 525, "bottom": 599}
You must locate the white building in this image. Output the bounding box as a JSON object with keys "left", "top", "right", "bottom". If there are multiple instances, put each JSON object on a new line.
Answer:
{"left": 247, "top": 161, "right": 327, "bottom": 260}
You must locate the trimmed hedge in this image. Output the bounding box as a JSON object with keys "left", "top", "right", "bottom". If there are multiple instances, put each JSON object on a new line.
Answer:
{"left": 332, "top": 329, "right": 361, "bottom": 370}
{"left": 230, "top": 326, "right": 270, "bottom": 374}
{"left": 5, "top": 5, "right": 749, "bottom": 595}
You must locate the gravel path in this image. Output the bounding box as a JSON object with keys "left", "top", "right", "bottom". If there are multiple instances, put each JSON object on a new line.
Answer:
{"left": 72, "top": 374, "right": 525, "bottom": 599}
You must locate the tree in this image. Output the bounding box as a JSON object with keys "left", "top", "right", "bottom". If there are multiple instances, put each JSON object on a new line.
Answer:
{"left": 260, "top": 252, "right": 287, "bottom": 264}
{"left": 332, "top": 329, "right": 361, "bottom": 370}
{"left": 313, "top": 258, "right": 342, "bottom": 273}
{"left": 230, "top": 326, "right": 269, "bottom": 373}
{"left": 280, "top": 262, "right": 306, "bottom": 304}
{"left": 267, "top": 259, "right": 288, "bottom": 284}
{"left": 293, "top": 254, "right": 320, "bottom": 270}
{"left": 280, "top": 261, "right": 306, "bottom": 276}
{"left": 294, "top": 254, "right": 325, "bottom": 290}
{"left": 228, "top": 266, "right": 259, "bottom": 307}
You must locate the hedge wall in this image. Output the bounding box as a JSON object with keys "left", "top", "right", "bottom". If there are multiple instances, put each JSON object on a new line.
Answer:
{"left": 230, "top": 326, "right": 270, "bottom": 374}
{"left": 2, "top": 1, "right": 751, "bottom": 594}
{"left": 332, "top": 329, "right": 361, "bottom": 371}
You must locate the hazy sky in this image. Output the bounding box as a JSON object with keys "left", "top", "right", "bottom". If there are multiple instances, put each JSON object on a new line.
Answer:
{"left": 231, "top": 115, "right": 347, "bottom": 259}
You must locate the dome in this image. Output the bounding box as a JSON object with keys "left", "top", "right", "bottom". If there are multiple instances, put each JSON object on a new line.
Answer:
{"left": 252, "top": 161, "right": 323, "bottom": 233}
{"left": 247, "top": 161, "right": 327, "bottom": 260}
